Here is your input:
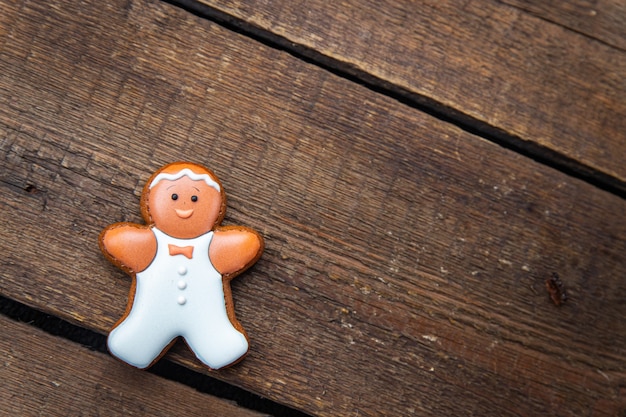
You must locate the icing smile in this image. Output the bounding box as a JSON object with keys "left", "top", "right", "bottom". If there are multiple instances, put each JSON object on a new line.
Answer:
{"left": 175, "top": 208, "right": 194, "bottom": 219}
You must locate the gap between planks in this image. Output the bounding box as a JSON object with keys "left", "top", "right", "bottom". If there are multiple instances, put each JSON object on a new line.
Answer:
{"left": 164, "top": 0, "right": 626, "bottom": 199}
{"left": 0, "top": 295, "right": 311, "bottom": 417}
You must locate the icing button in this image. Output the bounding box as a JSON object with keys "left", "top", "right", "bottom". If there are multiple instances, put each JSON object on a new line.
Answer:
{"left": 177, "top": 295, "right": 187, "bottom": 305}
{"left": 178, "top": 265, "right": 187, "bottom": 275}
{"left": 177, "top": 280, "right": 187, "bottom": 290}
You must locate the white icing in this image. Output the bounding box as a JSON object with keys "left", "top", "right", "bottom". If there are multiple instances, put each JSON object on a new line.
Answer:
{"left": 149, "top": 168, "right": 221, "bottom": 192}
{"left": 177, "top": 280, "right": 187, "bottom": 290}
{"left": 107, "top": 228, "right": 248, "bottom": 369}
{"left": 177, "top": 265, "right": 187, "bottom": 275}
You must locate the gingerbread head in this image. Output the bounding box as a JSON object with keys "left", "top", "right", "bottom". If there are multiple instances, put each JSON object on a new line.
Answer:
{"left": 141, "top": 162, "right": 226, "bottom": 239}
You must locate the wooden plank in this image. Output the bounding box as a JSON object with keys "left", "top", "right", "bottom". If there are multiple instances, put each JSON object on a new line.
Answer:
{"left": 0, "top": 315, "right": 266, "bottom": 417}
{"left": 501, "top": 0, "right": 626, "bottom": 50}
{"left": 0, "top": 0, "right": 625, "bottom": 416}
{"left": 191, "top": 0, "right": 626, "bottom": 187}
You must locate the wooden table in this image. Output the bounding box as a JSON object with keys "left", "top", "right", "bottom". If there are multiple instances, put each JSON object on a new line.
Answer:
{"left": 1, "top": 0, "right": 625, "bottom": 415}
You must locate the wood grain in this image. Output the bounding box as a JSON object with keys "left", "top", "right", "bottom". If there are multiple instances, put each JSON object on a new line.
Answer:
{"left": 193, "top": 0, "right": 626, "bottom": 187}
{"left": 0, "top": 315, "right": 266, "bottom": 416}
{"left": 501, "top": 0, "right": 626, "bottom": 50}
{"left": 0, "top": 0, "right": 625, "bottom": 416}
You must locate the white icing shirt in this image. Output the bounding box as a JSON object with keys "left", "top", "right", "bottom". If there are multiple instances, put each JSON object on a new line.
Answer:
{"left": 107, "top": 227, "right": 248, "bottom": 369}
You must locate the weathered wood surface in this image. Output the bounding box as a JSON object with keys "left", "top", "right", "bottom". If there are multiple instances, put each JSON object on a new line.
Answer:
{"left": 502, "top": 0, "right": 626, "bottom": 49}
{"left": 194, "top": 0, "right": 626, "bottom": 188}
{"left": 0, "top": 0, "right": 625, "bottom": 416}
{"left": 0, "top": 315, "right": 266, "bottom": 416}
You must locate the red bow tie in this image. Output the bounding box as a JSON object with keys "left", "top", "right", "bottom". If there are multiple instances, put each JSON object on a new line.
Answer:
{"left": 168, "top": 244, "right": 194, "bottom": 259}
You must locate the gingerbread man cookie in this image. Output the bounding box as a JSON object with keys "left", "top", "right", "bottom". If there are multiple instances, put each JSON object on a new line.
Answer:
{"left": 99, "top": 162, "right": 263, "bottom": 370}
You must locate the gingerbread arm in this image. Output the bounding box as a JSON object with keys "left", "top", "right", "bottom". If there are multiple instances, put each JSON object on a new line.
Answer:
{"left": 209, "top": 226, "right": 264, "bottom": 278}
{"left": 99, "top": 223, "right": 157, "bottom": 274}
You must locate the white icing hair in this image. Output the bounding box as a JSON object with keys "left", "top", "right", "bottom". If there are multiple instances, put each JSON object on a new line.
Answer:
{"left": 149, "top": 168, "right": 221, "bottom": 192}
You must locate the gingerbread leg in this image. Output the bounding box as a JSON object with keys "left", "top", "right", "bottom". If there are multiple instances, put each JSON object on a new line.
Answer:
{"left": 184, "top": 325, "right": 248, "bottom": 369}
{"left": 108, "top": 312, "right": 175, "bottom": 369}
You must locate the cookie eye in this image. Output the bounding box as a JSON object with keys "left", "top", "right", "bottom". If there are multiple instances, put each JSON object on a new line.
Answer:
{"left": 171, "top": 193, "right": 178, "bottom": 201}
{"left": 191, "top": 195, "right": 198, "bottom": 202}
